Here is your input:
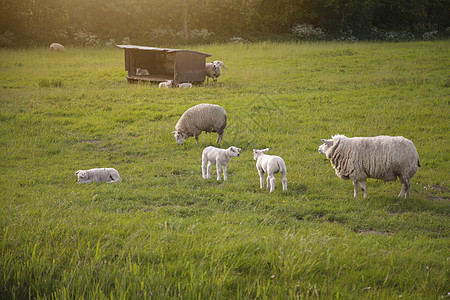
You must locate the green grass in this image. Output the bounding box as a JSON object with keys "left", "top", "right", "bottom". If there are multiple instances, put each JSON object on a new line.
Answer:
{"left": 0, "top": 41, "right": 449, "bottom": 299}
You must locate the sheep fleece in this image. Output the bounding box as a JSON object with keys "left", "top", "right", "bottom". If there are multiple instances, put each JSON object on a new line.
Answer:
{"left": 175, "top": 103, "right": 227, "bottom": 138}
{"left": 325, "top": 135, "right": 419, "bottom": 182}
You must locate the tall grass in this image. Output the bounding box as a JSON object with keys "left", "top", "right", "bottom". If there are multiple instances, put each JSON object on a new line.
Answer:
{"left": 0, "top": 42, "right": 449, "bottom": 299}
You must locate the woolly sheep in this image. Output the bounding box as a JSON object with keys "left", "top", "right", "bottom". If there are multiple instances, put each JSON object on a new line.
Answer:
{"left": 178, "top": 83, "right": 193, "bottom": 88}
{"left": 159, "top": 80, "right": 173, "bottom": 88}
{"left": 253, "top": 148, "right": 287, "bottom": 193}
{"left": 205, "top": 60, "right": 227, "bottom": 85}
{"left": 49, "top": 43, "right": 65, "bottom": 52}
{"left": 136, "top": 68, "right": 150, "bottom": 76}
{"left": 172, "top": 103, "right": 227, "bottom": 145}
{"left": 202, "top": 146, "right": 241, "bottom": 180}
{"left": 318, "top": 135, "right": 420, "bottom": 198}
{"left": 75, "top": 168, "right": 121, "bottom": 183}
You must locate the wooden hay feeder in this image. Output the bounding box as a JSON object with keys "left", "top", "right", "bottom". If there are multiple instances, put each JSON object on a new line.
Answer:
{"left": 117, "top": 45, "right": 212, "bottom": 84}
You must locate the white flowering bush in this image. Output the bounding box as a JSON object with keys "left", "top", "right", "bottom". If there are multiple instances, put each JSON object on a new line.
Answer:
{"left": 422, "top": 30, "right": 438, "bottom": 40}
{"left": 73, "top": 30, "right": 100, "bottom": 47}
{"left": 291, "top": 24, "right": 325, "bottom": 41}
{"left": 228, "top": 36, "right": 250, "bottom": 44}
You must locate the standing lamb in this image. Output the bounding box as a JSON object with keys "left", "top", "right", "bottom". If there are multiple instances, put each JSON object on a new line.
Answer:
{"left": 49, "top": 43, "right": 65, "bottom": 52}
{"left": 172, "top": 103, "right": 227, "bottom": 145}
{"left": 318, "top": 135, "right": 420, "bottom": 198}
{"left": 202, "top": 146, "right": 241, "bottom": 180}
{"left": 75, "top": 168, "right": 121, "bottom": 183}
{"left": 205, "top": 60, "right": 227, "bottom": 85}
{"left": 253, "top": 148, "right": 287, "bottom": 193}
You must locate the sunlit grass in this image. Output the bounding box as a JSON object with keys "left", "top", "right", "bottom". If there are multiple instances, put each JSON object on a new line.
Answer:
{"left": 0, "top": 41, "right": 449, "bottom": 299}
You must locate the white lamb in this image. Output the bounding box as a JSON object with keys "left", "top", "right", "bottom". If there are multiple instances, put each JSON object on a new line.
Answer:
{"left": 318, "top": 135, "right": 420, "bottom": 198}
{"left": 253, "top": 148, "right": 287, "bottom": 192}
{"left": 178, "top": 83, "right": 193, "bottom": 88}
{"left": 205, "top": 60, "right": 227, "bottom": 85}
{"left": 159, "top": 80, "right": 173, "bottom": 88}
{"left": 75, "top": 168, "right": 121, "bottom": 183}
{"left": 49, "top": 43, "right": 65, "bottom": 52}
{"left": 202, "top": 146, "right": 241, "bottom": 181}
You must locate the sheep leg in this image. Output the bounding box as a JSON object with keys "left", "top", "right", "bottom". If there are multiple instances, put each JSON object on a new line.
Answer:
{"left": 216, "top": 162, "right": 222, "bottom": 180}
{"left": 206, "top": 162, "right": 213, "bottom": 179}
{"left": 359, "top": 180, "right": 367, "bottom": 199}
{"left": 202, "top": 158, "right": 208, "bottom": 178}
{"left": 268, "top": 175, "right": 276, "bottom": 193}
{"left": 213, "top": 77, "right": 217, "bottom": 86}
{"left": 398, "top": 177, "right": 410, "bottom": 198}
{"left": 353, "top": 181, "right": 359, "bottom": 198}
{"left": 222, "top": 165, "right": 228, "bottom": 181}
{"left": 216, "top": 133, "right": 223, "bottom": 143}
{"left": 281, "top": 172, "right": 287, "bottom": 191}
{"left": 258, "top": 170, "right": 265, "bottom": 189}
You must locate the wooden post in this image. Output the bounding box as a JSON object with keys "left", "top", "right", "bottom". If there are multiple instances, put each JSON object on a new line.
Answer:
{"left": 183, "top": 0, "right": 188, "bottom": 40}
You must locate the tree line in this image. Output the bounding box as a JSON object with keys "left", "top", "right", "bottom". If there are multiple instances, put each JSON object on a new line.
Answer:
{"left": 0, "top": 0, "right": 448, "bottom": 47}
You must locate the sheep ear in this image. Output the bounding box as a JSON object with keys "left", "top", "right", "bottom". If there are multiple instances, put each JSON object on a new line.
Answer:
{"left": 262, "top": 148, "right": 269, "bottom": 152}
{"left": 75, "top": 170, "right": 81, "bottom": 175}
{"left": 321, "top": 139, "right": 333, "bottom": 146}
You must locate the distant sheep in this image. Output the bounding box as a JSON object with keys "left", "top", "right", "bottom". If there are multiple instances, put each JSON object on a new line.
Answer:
{"left": 172, "top": 103, "right": 227, "bottom": 145}
{"left": 75, "top": 168, "right": 121, "bottom": 183}
{"left": 253, "top": 148, "right": 287, "bottom": 192}
{"left": 318, "top": 135, "right": 420, "bottom": 198}
{"left": 202, "top": 146, "right": 241, "bottom": 180}
{"left": 178, "top": 83, "right": 193, "bottom": 88}
{"left": 136, "top": 68, "right": 150, "bottom": 76}
{"left": 159, "top": 80, "right": 173, "bottom": 88}
{"left": 205, "top": 60, "right": 227, "bottom": 85}
{"left": 49, "top": 43, "right": 65, "bottom": 52}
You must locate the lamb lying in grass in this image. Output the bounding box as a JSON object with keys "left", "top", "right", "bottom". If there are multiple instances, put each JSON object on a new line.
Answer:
{"left": 75, "top": 168, "right": 121, "bottom": 183}
{"left": 253, "top": 148, "right": 287, "bottom": 192}
{"left": 159, "top": 80, "right": 173, "bottom": 88}
{"left": 202, "top": 146, "right": 241, "bottom": 181}
{"left": 178, "top": 83, "right": 193, "bottom": 88}
{"left": 318, "top": 135, "right": 420, "bottom": 198}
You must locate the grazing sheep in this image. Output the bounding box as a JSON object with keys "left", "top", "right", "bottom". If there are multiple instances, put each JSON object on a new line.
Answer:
{"left": 178, "top": 83, "right": 193, "bottom": 88}
{"left": 202, "top": 146, "right": 241, "bottom": 181}
{"left": 49, "top": 43, "right": 65, "bottom": 52}
{"left": 253, "top": 148, "right": 287, "bottom": 193}
{"left": 136, "top": 68, "right": 150, "bottom": 76}
{"left": 75, "top": 168, "right": 121, "bottom": 183}
{"left": 318, "top": 135, "right": 420, "bottom": 198}
{"left": 159, "top": 80, "right": 173, "bottom": 88}
{"left": 172, "top": 103, "right": 227, "bottom": 145}
{"left": 205, "top": 60, "right": 227, "bottom": 85}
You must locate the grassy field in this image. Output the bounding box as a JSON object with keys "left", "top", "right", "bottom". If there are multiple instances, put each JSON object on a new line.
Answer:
{"left": 0, "top": 41, "right": 449, "bottom": 299}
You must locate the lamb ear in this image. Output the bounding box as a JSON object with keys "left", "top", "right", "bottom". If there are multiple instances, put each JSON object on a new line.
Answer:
{"left": 75, "top": 170, "right": 81, "bottom": 175}
{"left": 262, "top": 148, "right": 269, "bottom": 152}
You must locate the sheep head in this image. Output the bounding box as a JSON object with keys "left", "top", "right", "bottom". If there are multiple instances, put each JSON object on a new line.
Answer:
{"left": 253, "top": 148, "right": 269, "bottom": 160}
{"left": 228, "top": 146, "right": 241, "bottom": 157}
{"left": 172, "top": 130, "right": 188, "bottom": 145}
